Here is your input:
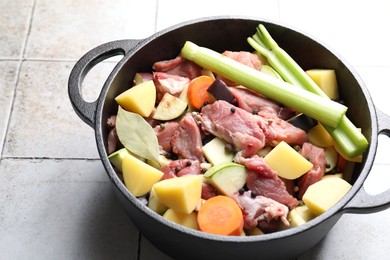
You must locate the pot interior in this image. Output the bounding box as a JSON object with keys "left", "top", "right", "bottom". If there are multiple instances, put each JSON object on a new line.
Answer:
{"left": 102, "top": 17, "right": 374, "bottom": 186}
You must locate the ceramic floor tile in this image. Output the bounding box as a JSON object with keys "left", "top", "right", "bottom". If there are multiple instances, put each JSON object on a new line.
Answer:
{"left": 25, "top": 0, "right": 157, "bottom": 60}
{"left": 0, "top": 159, "right": 139, "bottom": 260}
{"left": 279, "top": 0, "right": 390, "bottom": 67}
{"left": 156, "top": 0, "right": 279, "bottom": 32}
{"left": 0, "top": 0, "right": 34, "bottom": 59}
{"left": 0, "top": 61, "right": 19, "bottom": 155}
{"left": 3, "top": 60, "right": 104, "bottom": 159}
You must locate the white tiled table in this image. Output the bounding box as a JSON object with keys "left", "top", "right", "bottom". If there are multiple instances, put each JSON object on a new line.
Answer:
{"left": 1, "top": 1, "right": 390, "bottom": 259}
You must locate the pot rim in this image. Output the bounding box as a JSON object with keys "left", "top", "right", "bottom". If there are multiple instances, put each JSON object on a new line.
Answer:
{"left": 94, "top": 15, "right": 379, "bottom": 242}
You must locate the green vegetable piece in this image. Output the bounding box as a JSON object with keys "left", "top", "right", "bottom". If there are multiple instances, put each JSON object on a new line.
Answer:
{"left": 248, "top": 24, "right": 368, "bottom": 157}
{"left": 181, "top": 41, "right": 347, "bottom": 128}
{"left": 204, "top": 162, "right": 247, "bottom": 196}
{"left": 108, "top": 147, "right": 130, "bottom": 172}
{"left": 324, "top": 146, "right": 339, "bottom": 173}
{"left": 116, "top": 106, "right": 160, "bottom": 164}
{"left": 202, "top": 137, "right": 234, "bottom": 165}
{"left": 261, "top": 65, "right": 283, "bottom": 80}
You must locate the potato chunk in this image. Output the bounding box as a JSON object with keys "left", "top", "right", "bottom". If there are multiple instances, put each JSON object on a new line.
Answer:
{"left": 153, "top": 175, "right": 203, "bottom": 214}
{"left": 307, "top": 123, "right": 334, "bottom": 148}
{"left": 302, "top": 177, "right": 352, "bottom": 216}
{"left": 163, "top": 208, "right": 199, "bottom": 230}
{"left": 264, "top": 141, "right": 313, "bottom": 180}
{"left": 306, "top": 69, "right": 339, "bottom": 99}
{"left": 288, "top": 205, "right": 315, "bottom": 227}
{"left": 148, "top": 187, "right": 168, "bottom": 214}
{"left": 115, "top": 80, "right": 156, "bottom": 117}
{"left": 122, "top": 152, "right": 163, "bottom": 197}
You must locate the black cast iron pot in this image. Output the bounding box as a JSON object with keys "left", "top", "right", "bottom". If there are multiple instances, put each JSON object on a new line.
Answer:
{"left": 68, "top": 16, "right": 390, "bottom": 260}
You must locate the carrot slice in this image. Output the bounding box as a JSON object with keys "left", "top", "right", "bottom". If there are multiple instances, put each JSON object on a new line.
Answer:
{"left": 187, "top": 76, "right": 214, "bottom": 109}
{"left": 197, "top": 195, "right": 244, "bottom": 236}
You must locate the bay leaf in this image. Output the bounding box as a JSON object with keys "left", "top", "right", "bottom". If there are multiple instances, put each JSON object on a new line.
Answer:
{"left": 116, "top": 106, "right": 160, "bottom": 163}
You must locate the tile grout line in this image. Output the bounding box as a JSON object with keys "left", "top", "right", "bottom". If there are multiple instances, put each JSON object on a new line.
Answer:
{"left": 0, "top": 0, "right": 37, "bottom": 160}
{"left": 21, "top": 0, "right": 37, "bottom": 60}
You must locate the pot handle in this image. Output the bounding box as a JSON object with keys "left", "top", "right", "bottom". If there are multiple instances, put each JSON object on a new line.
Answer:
{"left": 68, "top": 39, "right": 140, "bottom": 128}
{"left": 341, "top": 108, "right": 390, "bottom": 214}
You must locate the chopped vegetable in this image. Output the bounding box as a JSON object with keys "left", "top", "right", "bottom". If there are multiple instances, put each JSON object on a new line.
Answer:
{"left": 324, "top": 146, "right": 339, "bottom": 173}
{"left": 263, "top": 141, "right": 313, "bottom": 180}
{"left": 302, "top": 177, "right": 352, "bottom": 215}
{"left": 207, "top": 79, "right": 236, "bottom": 104}
{"left": 148, "top": 186, "right": 168, "bottom": 214}
{"left": 197, "top": 195, "right": 244, "bottom": 236}
{"left": 202, "top": 137, "right": 234, "bottom": 165}
{"left": 181, "top": 41, "right": 347, "bottom": 128}
{"left": 204, "top": 162, "right": 247, "bottom": 196}
{"left": 288, "top": 205, "right": 315, "bottom": 227}
{"left": 153, "top": 175, "right": 203, "bottom": 214}
{"left": 108, "top": 147, "right": 131, "bottom": 172}
{"left": 115, "top": 80, "right": 156, "bottom": 117}
{"left": 322, "top": 173, "right": 343, "bottom": 180}
{"left": 122, "top": 152, "right": 164, "bottom": 197}
{"left": 261, "top": 64, "right": 283, "bottom": 80}
{"left": 153, "top": 93, "right": 187, "bottom": 121}
{"left": 306, "top": 69, "right": 339, "bottom": 100}
{"left": 248, "top": 24, "right": 368, "bottom": 157}
{"left": 187, "top": 75, "right": 215, "bottom": 109}
{"left": 307, "top": 123, "right": 334, "bottom": 148}
{"left": 163, "top": 208, "right": 199, "bottom": 230}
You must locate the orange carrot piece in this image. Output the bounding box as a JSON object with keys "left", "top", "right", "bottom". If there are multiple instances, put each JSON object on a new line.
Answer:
{"left": 187, "top": 76, "right": 215, "bottom": 109}
{"left": 197, "top": 195, "right": 244, "bottom": 236}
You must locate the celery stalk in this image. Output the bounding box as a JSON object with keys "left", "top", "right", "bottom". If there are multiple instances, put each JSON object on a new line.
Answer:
{"left": 181, "top": 41, "right": 346, "bottom": 128}
{"left": 248, "top": 24, "right": 368, "bottom": 157}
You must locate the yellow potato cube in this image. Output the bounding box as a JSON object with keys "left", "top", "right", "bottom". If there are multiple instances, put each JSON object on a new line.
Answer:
{"left": 153, "top": 175, "right": 203, "bottom": 214}
{"left": 147, "top": 187, "right": 168, "bottom": 215}
{"left": 302, "top": 177, "right": 352, "bottom": 216}
{"left": 322, "top": 173, "right": 343, "bottom": 180}
{"left": 122, "top": 152, "right": 163, "bottom": 197}
{"left": 115, "top": 80, "right": 156, "bottom": 117}
{"left": 288, "top": 205, "right": 315, "bottom": 227}
{"left": 264, "top": 141, "right": 313, "bottom": 180}
{"left": 306, "top": 69, "right": 339, "bottom": 99}
{"left": 307, "top": 123, "right": 334, "bottom": 148}
{"left": 245, "top": 227, "right": 264, "bottom": 236}
{"left": 163, "top": 208, "right": 199, "bottom": 230}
